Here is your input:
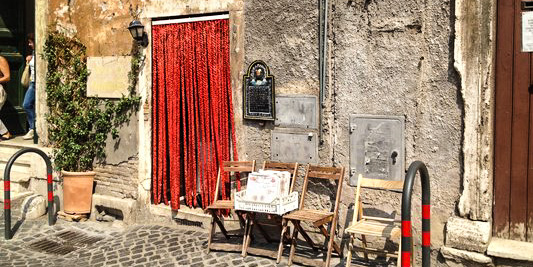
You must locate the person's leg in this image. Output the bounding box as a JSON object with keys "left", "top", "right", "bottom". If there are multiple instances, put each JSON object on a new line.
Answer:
{"left": 0, "top": 88, "right": 10, "bottom": 138}
{"left": 23, "top": 82, "right": 35, "bottom": 129}
{"left": 0, "top": 120, "right": 8, "bottom": 135}
{"left": 22, "top": 82, "right": 35, "bottom": 138}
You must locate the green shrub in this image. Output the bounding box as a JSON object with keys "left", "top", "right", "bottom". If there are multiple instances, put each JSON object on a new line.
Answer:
{"left": 43, "top": 30, "right": 141, "bottom": 172}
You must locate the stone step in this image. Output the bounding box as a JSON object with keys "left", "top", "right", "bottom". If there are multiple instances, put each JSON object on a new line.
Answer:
{"left": 0, "top": 140, "right": 53, "bottom": 181}
{"left": 0, "top": 157, "right": 32, "bottom": 167}
{"left": 0, "top": 161, "right": 32, "bottom": 176}
{"left": 0, "top": 138, "right": 52, "bottom": 159}
{"left": 488, "top": 237, "right": 533, "bottom": 262}
{"left": 150, "top": 203, "right": 213, "bottom": 230}
{"left": 0, "top": 170, "right": 33, "bottom": 183}
{"left": 0, "top": 181, "right": 33, "bottom": 202}
{"left": 0, "top": 149, "right": 34, "bottom": 163}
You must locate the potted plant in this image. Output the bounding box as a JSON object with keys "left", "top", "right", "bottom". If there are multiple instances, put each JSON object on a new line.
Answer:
{"left": 43, "top": 30, "right": 141, "bottom": 214}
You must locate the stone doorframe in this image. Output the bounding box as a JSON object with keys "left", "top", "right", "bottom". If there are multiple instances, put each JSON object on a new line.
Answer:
{"left": 35, "top": 1, "right": 48, "bottom": 144}
{"left": 441, "top": 0, "right": 496, "bottom": 261}
{"left": 136, "top": 0, "right": 246, "bottom": 206}
{"left": 455, "top": 0, "right": 495, "bottom": 223}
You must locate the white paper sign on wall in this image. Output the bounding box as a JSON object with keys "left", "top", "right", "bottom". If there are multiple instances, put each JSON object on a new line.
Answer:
{"left": 522, "top": 11, "right": 533, "bottom": 52}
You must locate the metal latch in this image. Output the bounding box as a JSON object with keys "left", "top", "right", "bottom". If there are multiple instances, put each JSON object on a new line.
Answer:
{"left": 350, "top": 124, "right": 357, "bottom": 134}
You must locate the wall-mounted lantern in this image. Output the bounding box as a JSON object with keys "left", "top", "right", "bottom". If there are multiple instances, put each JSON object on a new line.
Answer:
{"left": 128, "top": 20, "right": 148, "bottom": 47}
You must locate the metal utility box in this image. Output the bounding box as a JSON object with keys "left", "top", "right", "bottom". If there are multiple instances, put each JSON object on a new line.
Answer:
{"left": 349, "top": 115, "right": 405, "bottom": 185}
{"left": 274, "top": 95, "right": 318, "bottom": 129}
{"left": 271, "top": 130, "right": 318, "bottom": 164}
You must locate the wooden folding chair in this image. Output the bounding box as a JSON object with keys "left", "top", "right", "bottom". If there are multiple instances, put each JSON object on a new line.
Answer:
{"left": 241, "top": 161, "right": 299, "bottom": 257}
{"left": 344, "top": 174, "right": 404, "bottom": 267}
{"left": 277, "top": 164, "right": 345, "bottom": 267}
{"left": 206, "top": 160, "right": 255, "bottom": 253}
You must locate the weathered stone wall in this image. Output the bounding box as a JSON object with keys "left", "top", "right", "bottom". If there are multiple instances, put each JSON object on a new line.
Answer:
{"left": 93, "top": 157, "right": 139, "bottom": 200}
{"left": 243, "top": 0, "right": 319, "bottom": 163}
{"left": 332, "top": 0, "right": 462, "bottom": 251}
{"left": 41, "top": 0, "right": 499, "bottom": 264}
{"left": 441, "top": 0, "right": 496, "bottom": 265}
{"left": 243, "top": 0, "right": 462, "bottom": 257}
{"left": 44, "top": 0, "right": 141, "bottom": 163}
{"left": 44, "top": 0, "right": 246, "bottom": 205}
{"left": 47, "top": 0, "right": 139, "bottom": 56}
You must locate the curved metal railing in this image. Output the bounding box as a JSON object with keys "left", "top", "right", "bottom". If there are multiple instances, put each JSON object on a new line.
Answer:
{"left": 4, "top": 148, "right": 54, "bottom": 240}
{"left": 401, "top": 161, "right": 430, "bottom": 267}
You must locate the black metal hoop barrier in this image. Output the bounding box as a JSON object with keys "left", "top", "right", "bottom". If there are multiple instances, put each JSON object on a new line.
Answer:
{"left": 4, "top": 148, "right": 54, "bottom": 240}
{"left": 401, "top": 161, "right": 430, "bottom": 267}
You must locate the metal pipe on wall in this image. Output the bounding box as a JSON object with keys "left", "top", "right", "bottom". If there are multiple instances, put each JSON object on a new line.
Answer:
{"left": 319, "top": 0, "right": 329, "bottom": 143}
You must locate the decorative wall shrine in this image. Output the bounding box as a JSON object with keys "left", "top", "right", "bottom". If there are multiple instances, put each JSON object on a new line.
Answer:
{"left": 243, "top": 61, "right": 275, "bottom": 120}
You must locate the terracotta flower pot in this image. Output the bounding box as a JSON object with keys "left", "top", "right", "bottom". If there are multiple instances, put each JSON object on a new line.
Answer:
{"left": 62, "top": 170, "right": 95, "bottom": 214}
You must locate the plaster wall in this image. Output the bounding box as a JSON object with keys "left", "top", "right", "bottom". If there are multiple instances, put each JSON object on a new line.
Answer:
{"left": 43, "top": 0, "right": 246, "bottom": 203}
{"left": 333, "top": 0, "right": 462, "bottom": 249}
{"left": 243, "top": 0, "right": 319, "bottom": 165}
{"left": 47, "top": 0, "right": 139, "bottom": 56}
{"left": 39, "top": 0, "right": 503, "bottom": 264}
{"left": 243, "top": 0, "right": 462, "bottom": 256}
{"left": 44, "top": 0, "right": 140, "bottom": 164}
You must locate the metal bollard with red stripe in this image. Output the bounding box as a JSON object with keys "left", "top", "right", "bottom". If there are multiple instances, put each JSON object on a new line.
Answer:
{"left": 401, "top": 161, "right": 430, "bottom": 267}
{"left": 4, "top": 148, "right": 54, "bottom": 240}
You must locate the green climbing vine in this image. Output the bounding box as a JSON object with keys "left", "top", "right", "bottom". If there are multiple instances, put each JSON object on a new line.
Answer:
{"left": 44, "top": 30, "right": 141, "bottom": 172}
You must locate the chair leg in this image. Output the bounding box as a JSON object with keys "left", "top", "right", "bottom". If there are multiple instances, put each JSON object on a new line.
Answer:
{"left": 361, "top": 234, "right": 369, "bottom": 260}
{"left": 324, "top": 223, "right": 337, "bottom": 267}
{"left": 283, "top": 225, "right": 292, "bottom": 243}
{"left": 237, "top": 211, "right": 246, "bottom": 231}
{"left": 207, "top": 213, "right": 217, "bottom": 253}
{"left": 397, "top": 236, "right": 402, "bottom": 267}
{"left": 210, "top": 210, "right": 230, "bottom": 239}
{"left": 277, "top": 218, "right": 289, "bottom": 264}
{"left": 319, "top": 224, "right": 341, "bottom": 255}
{"left": 296, "top": 221, "right": 317, "bottom": 251}
{"left": 242, "top": 213, "right": 254, "bottom": 257}
{"left": 288, "top": 221, "right": 300, "bottom": 266}
{"left": 346, "top": 235, "right": 354, "bottom": 267}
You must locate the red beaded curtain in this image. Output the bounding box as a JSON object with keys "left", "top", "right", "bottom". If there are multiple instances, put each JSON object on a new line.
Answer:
{"left": 151, "top": 19, "right": 238, "bottom": 210}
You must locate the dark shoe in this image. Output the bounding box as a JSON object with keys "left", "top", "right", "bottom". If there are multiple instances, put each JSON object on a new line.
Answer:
{"left": 1, "top": 132, "right": 12, "bottom": 140}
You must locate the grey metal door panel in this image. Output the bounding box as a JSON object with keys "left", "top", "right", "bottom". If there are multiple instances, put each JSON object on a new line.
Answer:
{"left": 271, "top": 131, "right": 318, "bottom": 164}
{"left": 274, "top": 95, "right": 317, "bottom": 129}
{"left": 349, "top": 114, "right": 405, "bottom": 185}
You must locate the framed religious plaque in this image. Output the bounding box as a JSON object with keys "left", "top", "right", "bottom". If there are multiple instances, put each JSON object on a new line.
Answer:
{"left": 243, "top": 61, "right": 275, "bottom": 120}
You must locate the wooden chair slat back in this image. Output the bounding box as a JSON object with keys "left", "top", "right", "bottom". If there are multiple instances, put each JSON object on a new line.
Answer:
{"left": 262, "top": 161, "right": 299, "bottom": 193}
{"left": 307, "top": 166, "right": 343, "bottom": 180}
{"left": 223, "top": 166, "right": 255, "bottom": 172}
{"left": 352, "top": 174, "right": 403, "bottom": 223}
{"left": 222, "top": 161, "right": 255, "bottom": 172}
{"left": 299, "top": 164, "right": 345, "bottom": 210}
{"left": 360, "top": 178, "right": 404, "bottom": 190}
{"left": 262, "top": 162, "right": 298, "bottom": 175}
{"left": 214, "top": 160, "right": 256, "bottom": 202}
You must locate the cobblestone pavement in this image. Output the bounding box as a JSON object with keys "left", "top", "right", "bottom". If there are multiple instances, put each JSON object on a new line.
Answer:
{"left": 0, "top": 217, "right": 281, "bottom": 266}
{"left": 0, "top": 200, "right": 364, "bottom": 267}
{"left": 0, "top": 197, "right": 388, "bottom": 267}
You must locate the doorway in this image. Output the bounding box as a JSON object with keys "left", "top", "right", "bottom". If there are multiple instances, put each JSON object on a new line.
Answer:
{"left": 494, "top": 0, "right": 533, "bottom": 241}
{"left": 0, "top": 0, "right": 34, "bottom": 134}
{"left": 151, "top": 14, "right": 238, "bottom": 210}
